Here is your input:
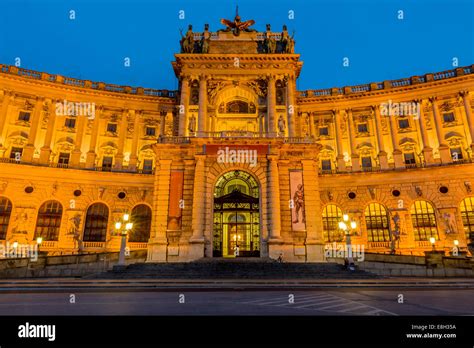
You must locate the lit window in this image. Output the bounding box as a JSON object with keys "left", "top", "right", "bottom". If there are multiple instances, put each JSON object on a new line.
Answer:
{"left": 34, "top": 201, "right": 63, "bottom": 241}
{"left": 460, "top": 197, "right": 474, "bottom": 241}
{"left": 322, "top": 204, "right": 343, "bottom": 242}
{"left": 365, "top": 203, "right": 390, "bottom": 242}
{"left": 410, "top": 200, "right": 438, "bottom": 241}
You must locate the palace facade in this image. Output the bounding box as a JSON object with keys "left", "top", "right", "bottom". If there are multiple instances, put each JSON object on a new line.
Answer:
{"left": 0, "top": 17, "right": 473, "bottom": 262}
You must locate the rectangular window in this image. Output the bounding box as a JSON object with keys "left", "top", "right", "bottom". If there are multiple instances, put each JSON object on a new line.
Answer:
{"left": 18, "top": 111, "right": 31, "bottom": 122}
{"left": 321, "top": 159, "right": 332, "bottom": 171}
{"left": 143, "top": 159, "right": 153, "bottom": 174}
{"left": 404, "top": 152, "right": 416, "bottom": 164}
{"left": 319, "top": 127, "right": 329, "bottom": 136}
{"left": 58, "top": 152, "right": 70, "bottom": 165}
{"left": 450, "top": 147, "right": 463, "bottom": 161}
{"left": 145, "top": 127, "right": 156, "bottom": 136}
{"left": 107, "top": 123, "right": 117, "bottom": 133}
{"left": 398, "top": 118, "right": 410, "bottom": 129}
{"left": 102, "top": 156, "right": 113, "bottom": 171}
{"left": 10, "top": 147, "right": 23, "bottom": 160}
{"left": 361, "top": 156, "right": 372, "bottom": 168}
{"left": 357, "top": 123, "right": 368, "bottom": 133}
{"left": 65, "top": 118, "right": 76, "bottom": 128}
{"left": 443, "top": 112, "right": 455, "bottom": 123}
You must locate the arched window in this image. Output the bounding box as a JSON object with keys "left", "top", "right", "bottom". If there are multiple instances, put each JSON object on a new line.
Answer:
{"left": 322, "top": 204, "right": 343, "bottom": 242}
{"left": 0, "top": 197, "right": 13, "bottom": 240}
{"left": 410, "top": 200, "right": 438, "bottom": 241}
{"left": 34, "top": 201, "right": 63, "bottom": 241}
{"left": 460, "top": 197, "right": 474, "bottom": 241}
{"left": 129, "top": 205, "right": 152, "bottom": 242}
{"left": 83, "top": 203, "right": 109, "bottom": 242}
{"left": 364, "top": 203, "right": 390, "bottom": 242}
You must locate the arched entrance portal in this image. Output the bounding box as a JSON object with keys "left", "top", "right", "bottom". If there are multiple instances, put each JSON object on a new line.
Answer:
{"left": 213, "top": 170, "right": 260, "bottom": 257}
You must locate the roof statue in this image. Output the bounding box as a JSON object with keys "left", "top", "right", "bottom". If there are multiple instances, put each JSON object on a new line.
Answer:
{"left": 219, "top": 6, "right": 256, "bottom": 36}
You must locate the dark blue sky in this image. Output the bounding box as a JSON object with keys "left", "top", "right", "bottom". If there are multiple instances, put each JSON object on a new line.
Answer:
{"left": 1, "top": 0, "right": 473, "bottom": 91}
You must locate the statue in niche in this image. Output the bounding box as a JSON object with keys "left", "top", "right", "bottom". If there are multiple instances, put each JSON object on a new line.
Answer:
{"left": 442, "top": 213, "right": 456, "bottom": 234}
{"left": 278, "top": 115, "right": 286, "bottom": 134}
{"left": 180, "top": 24, "right": 194, "bottom": 53}
{"left": 188, "top": 115, "right": 196, "bottom": 133}
{"left": 201, "top": 24, "right": 211, "bottom": 53}
{"left": 280, "top": 25, "right": 295, "bottom": 53}
{"left": 292, "top": 184, "right": 306, "bottom": 224}
{"left": 12, "top": 211, "right": 29, "bottom": 234}
{"left": 390, "top": 213, "right": 401, "bottom": 254}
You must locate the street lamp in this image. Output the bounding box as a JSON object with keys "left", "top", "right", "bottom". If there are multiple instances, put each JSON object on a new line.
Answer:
{"left": 115, "top": 213, "right": 133, "bottom": 267}
{"left": 452, "top": 239, "right": 459, "bottom": 256}
{"left": 429, "top": 237, "right": 436, "bottom": 251}
{"left": 36, "top": 236, "right": 43, "bottom": 253}
{"left": 339, "top": 214, "right": 357, "bottom": 271}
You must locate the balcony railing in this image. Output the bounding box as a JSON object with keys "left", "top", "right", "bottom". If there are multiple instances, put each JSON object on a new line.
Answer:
{"left": 83, "top": 242, "right": 105, "bottom": 248}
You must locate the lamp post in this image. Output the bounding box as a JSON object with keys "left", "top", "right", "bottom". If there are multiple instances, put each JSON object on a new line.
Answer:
{"left": 429, "top": 236, "right": 436, "bottom": 251}
{"left": 115, "top": 213, "right": 133, "bottom": 267}
{"left": 339, "top": 214, "right": 357, "bottom": 271}
{"left": 36, "top": 236, "right": 43, "bottom": 254}
{"left": 452, "top": 239, "right": 459, "bottom": 256}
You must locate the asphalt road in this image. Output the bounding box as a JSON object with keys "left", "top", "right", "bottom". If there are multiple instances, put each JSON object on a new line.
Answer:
{"left": 0, "top": 288, "right": 472, "bottom": 316}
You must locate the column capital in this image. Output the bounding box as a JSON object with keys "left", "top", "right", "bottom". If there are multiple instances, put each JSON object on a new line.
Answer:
{"left": 459, "top": 90, "right": 470, "bottom": 98}
{"left": 429, "top": 96, "right": 438, "bottom": 104}
{"left": 371, "top": 104, "right": 379, "bottom": 111}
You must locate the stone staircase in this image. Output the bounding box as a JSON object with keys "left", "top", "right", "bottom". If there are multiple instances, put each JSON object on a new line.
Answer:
{"left": 88, "top": 258, "right": 379, "bottom": 279}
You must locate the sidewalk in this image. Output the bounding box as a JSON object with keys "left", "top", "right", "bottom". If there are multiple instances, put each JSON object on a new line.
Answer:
{"left": 0, "top": 277, "right": 473, "bottom": 292}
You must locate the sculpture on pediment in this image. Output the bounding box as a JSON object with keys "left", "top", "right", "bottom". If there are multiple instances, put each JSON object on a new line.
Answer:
{"left": 201, "top": 24, "right": 211, "bottom": 53}
{"left": 180, "top": 25, "right": 195, "bottom": 53}
{"left": 219, "top": 6, "right": 256, "bottom": 36}
{"left": 280, "top": 25, "right": 295, "bottom": 53}
{"left": 263, "top": 26, "right": 276, "bottom": 54}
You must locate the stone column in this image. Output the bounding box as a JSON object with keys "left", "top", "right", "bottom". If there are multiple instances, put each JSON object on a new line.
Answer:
{"left": 334, "top": 109, "right": 346, "bottom": 171}
{"left": 286, "top": 75, "right": 296, "bottom": 137}
{"left": 267, "top": 75, "right": 276, "bottom": 136}
{"left": 0, "top": 92, "right": 13, "bottom": 148}
{"left": 431, "top": 97, "right": 451, "bottom": 163}
{"left": 178, "top": 77, "right": 190, "bottom": 136}
{"left": 416, "top": 99, "right": 434, "bottom": 164}
{"left": 346, "top": 109, "right": 360, "bottom": 171}
{"left": 302, "top": 159, "right": 325, "bottom": 262}
{"left": 114, "top": 109, "right": 129, "bottom": 169}
{"left": 147, "top": 158, "right": 171, "bottom": 262}
{"left": 85, "top": 106, "right": 101, "bottom": 168}
{"left": 39, "top": 99, "right": 57, "bottom": 164}
{"left": 372, "top": 105, "right": 388, "bottom": 169}
{"left": 267, "top": 155, "right": 283, "bottom": 258}
{"left": 70, "top": 112, "right": 87, "bottom": 167}
{"left": 22, "top": 97, "right": 44, "bottom": 162}
{"left": 189, "top": 155, "right": 206, "bottom": 259}
{"left": 389, "top": 111, "right": 405, "bottom": 168}
{"left": 197, "top": 76, "right": 207, "bottom": 137}
{"left": 460, "top": 91, "right": 474, "bottom": 152}
{"left": 309, "top": 112, "right": 316, "bottom": 137}
{"left": 128, "top": 110, "right": 140, "bottom": 171}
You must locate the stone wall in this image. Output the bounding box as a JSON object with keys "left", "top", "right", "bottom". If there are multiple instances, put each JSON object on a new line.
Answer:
{"left": 0, "top": 250, "right": 147, "bottom": 279}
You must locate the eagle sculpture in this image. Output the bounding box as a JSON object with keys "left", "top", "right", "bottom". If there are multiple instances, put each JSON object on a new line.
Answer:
{"left": 220, "top": 6, "right": 256, "bottom": 36}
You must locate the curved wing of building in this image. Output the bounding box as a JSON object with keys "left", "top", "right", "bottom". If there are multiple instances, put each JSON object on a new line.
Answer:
{"left": 0, "top": 16, "right": 473, "bottom": 262}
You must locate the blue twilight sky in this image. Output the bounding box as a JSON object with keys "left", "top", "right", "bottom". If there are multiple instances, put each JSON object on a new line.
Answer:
{"left": 0, "top": 0, "right": 473, "bottom": 91}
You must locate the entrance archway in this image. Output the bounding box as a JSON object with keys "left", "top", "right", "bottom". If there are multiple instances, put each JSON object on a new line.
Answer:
{"left": 213, "top": 170, "right": 260, "bottom": 257}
